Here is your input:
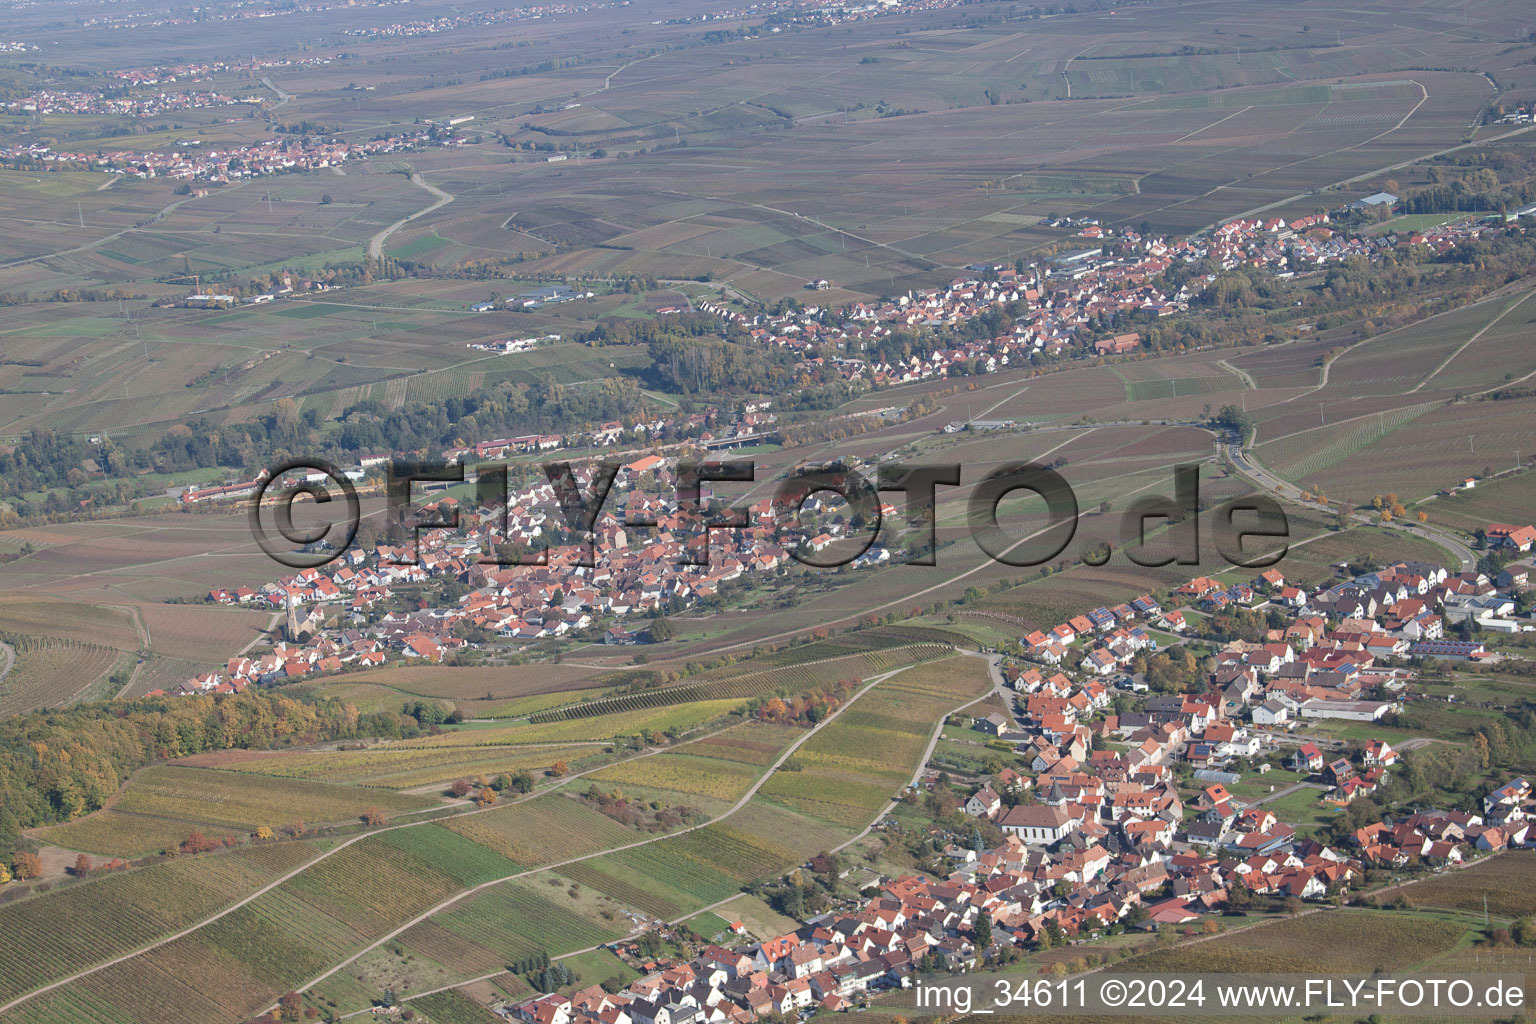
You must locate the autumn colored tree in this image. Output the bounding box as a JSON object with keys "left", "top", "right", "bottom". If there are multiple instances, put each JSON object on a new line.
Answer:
{"left": 255, "top": 825, "right": 274, "bottom": 841}
{"left": 278, "top": 991, "right": 303, "bottom": 1022}
{"left": 0, "top": 862, "right": 10, "bottom": 885}
{"left": 180, "top": 831, "right": 221, "bottom": 854}
{"left": 73, "top": 853, "right": 92, "bottom": 877}
{"left": 477, "top": 787, "right": 498, "bottom": 807}
{"left": 362, "top": 807, "right": 387, "bottom": 827}
{"left": 550, "top": 760, "right": 568, "bottom": 777}
{"left": 450, "top": 779, "right": 474, "bottom": 797}
{"left": 12, "top": 850, "right": 41, "bottom": 880}
{"left": 760, "top": 697, "right": 790, "bottom": 721}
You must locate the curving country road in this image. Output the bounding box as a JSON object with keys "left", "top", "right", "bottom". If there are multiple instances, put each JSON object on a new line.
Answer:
{"left": 1225, "top": 441, "right": 1476, "bottom": 572}
{"left": 367, "top": 172, "right": 453, "bottom": 262}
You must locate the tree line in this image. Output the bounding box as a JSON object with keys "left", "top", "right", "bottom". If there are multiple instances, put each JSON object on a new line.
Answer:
{"left": 0, "top": 689, "right": 422, "bottom": 868}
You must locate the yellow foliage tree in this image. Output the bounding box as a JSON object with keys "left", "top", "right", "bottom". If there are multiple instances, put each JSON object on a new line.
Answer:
{"left": 255, "top": 825, "right": 274, "bottom": 841}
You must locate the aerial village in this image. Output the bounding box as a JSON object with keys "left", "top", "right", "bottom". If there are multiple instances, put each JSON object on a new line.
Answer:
{"left": 119, "top": 175, "right": 1536, "bottom": 1024}
{"left": 485, "top": 549, "right": 1536, "bottom": 1024}
{"left": 689, "top": 203, "right": 1523, "bottom": 396}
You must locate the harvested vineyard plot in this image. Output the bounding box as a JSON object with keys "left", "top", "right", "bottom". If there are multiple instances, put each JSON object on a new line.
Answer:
{"left": 585, "top": 752, "right": 765, "bottom": 803}
{"left": 757, "top": 769, "right": 894, "bottom": 826}
{"left": 280, "top": 836, "right": 465, "bottom": 937}
{"left": 134, "top": 603, "right": 272, "bottom": 661}
{"left": 36, "top": 766, "right": 434, "bottom": 855}
{"left": 0, "top": 598, "right": 140, "bottom": 649}
{"left": 193, "top": 740, "right": 600, "bottom": 789}
{"left": 682, "top": 721, "right": 805, "bottom": 765}
{"left": 1395, "top": 852, "right": 1536, "bottom": 917}
{"left": 0, "top": 636, "right": 123, "bottom": 717}
{"left": 375, "top": 825, "right": 522, "bottom": 887}
{"left": 334, "top": 663, "right": 615, "bottom": 701}
{"left": 0, "top": 841, "right": 317, "bottom": 1006}
{"left": 415, "top": 877, "right": 628, "bottom": 968}
{"left": 428, "top": 699, "right": 749, "bottom": 744}
{"left": 1124, "top": 908, "right": 1465, "bottom": 975}
{"left": 31, "top": 810, "right": 242, "bottom": 857}
{"left": 1255, "top": 402, "right": 1437, "bottom": 484}
{"left": 1431, "top": 469, "right": 1536, "bottom": 533}
{"left": 1124, "top": 375, "right": 1228, "bottom": 401}
{"left": 27, "top": 835, "right": 486, "bottom": 1023}
{"left": 528, "top": 644, "right": 952, "bottom": 724}
{"left": 1304, "top": 396, "right": 1536, "bottom": 503}
{"left": 442, "top": 794, "right": 639, "bottom": 866}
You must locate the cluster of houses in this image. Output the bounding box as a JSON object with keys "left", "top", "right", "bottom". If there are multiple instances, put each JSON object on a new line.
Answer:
{"left": 0, "top": 89, "right": 246, "bottom": 118}
{"left": 339, "top": 1, "right": 618, "bottom": 41}
{"left": 0, "top": 127, "right": 450, "bottom": 184}
{"left": 495, "top": 758, "right": 1533, "bottom": 1022}
{"left": 679, "top": 208, "right": 1507, "bottom": 393}
{"left": 504, "top": 899, "right": 937, "bottom": 1024}
{"left": 78, "top": 0, "right": 395, "bottom": 33}
{"left": 185, "top": 454, "right": 869, "bottom": 692}
{"left": 1350, "top": 776, "right": 1535, "bottom": 865}
{"left": 110, "top": 54, "right": 338, "bottom": 86}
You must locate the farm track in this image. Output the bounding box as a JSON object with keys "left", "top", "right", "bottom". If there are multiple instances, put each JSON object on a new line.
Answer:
{"left": 115, "top": 604, "right": 151, "bottom": 698}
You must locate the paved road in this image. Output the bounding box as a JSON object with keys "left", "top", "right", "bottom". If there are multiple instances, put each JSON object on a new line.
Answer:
{"left": 1226, "top": 442, "right": 1476, "bottom": 572}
